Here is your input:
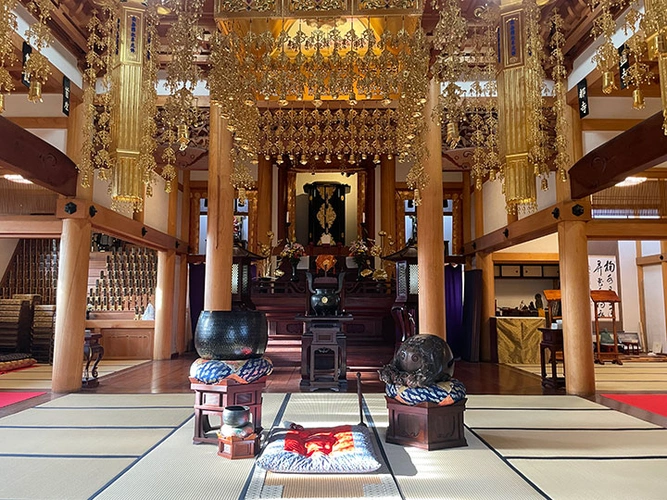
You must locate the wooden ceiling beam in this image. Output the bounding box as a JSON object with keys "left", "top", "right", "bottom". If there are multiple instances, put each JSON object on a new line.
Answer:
{"left": 55, "top": 198, "right": 189, "bottom": 254}
{"left": 0, "top": 216, "right": 62, "bottom": 238}
{"left": 0, "top": 117, "right": 77, "bottom": 196}
{"left": 463, "top": 199, "right": 591, "bottom": 256}
{"left": 569, "top": 111, "right": 667, "bottom": 199}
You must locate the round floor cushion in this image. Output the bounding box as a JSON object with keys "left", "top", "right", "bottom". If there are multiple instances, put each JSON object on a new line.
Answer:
{"left": 189, "top": 356, "right": 273, "bottom": 384}
{"left": 384, "top": 378, "right": 467, "bottom": 406}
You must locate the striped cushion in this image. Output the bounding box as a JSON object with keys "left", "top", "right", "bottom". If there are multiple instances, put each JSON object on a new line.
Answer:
{"left": 189, "top": 356, "right": 273, "bottom": 384}
{"left": 384, "top": 378, "right": 467, "bottom": 406}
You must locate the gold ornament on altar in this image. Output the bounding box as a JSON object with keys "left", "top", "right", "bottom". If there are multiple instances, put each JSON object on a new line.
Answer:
{"left": 24, "top": 0, "right": 54, "bottom": 103}
{"left": 0, "top": 0, "right": 18, "bottom": 112}
{"left": 210, "top": 5, "right": 428, "bottom": 201}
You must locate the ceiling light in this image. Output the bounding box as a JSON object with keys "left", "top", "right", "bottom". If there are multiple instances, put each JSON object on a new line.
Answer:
{"left": 3, "top": 174, "right": 32, "bottom": 184}
{"left": 615, "top": 176, "right": 647, "bottom": 187}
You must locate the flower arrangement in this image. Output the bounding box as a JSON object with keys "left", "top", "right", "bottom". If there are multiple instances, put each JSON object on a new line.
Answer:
{"left": 280, "top": 240, "right": 305, "bottom": 260}
{"left": 348, "top": 238, "right": 382, "bottom": 259}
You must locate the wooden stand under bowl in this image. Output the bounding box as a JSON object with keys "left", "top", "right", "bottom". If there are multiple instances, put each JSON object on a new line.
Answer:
{"left": 385, "top": 397, "right": 467, "bottom": 450}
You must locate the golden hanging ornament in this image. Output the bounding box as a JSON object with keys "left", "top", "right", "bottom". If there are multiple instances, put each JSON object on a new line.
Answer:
{"left": 0, "top": 0, "right": 18, "bottom": 112}
{"left": 601, "top": 70, "right": 617, "bottom": 94}
{"left": 24, "top": 0, "right": 54, "bottom": 103}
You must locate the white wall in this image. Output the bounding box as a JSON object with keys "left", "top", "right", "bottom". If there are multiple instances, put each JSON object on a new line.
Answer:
{"left": 495, "top": 279, "right": 557, "bottom": 309}
{"left": 144, "top": 176, "right": 170, "bottom": 234}
{"left": 496, "top": 233, "right": 559, "bottom": 254}
{"left": 618, "top": 241, "right": 641, "bottom": 333}
{"left": 641, "top": 241, "right": 661, "bottom": 256}
{"left": 643, "top": 265, "right": 666, "bottom": 353}
{"left": 482, "top": 179, "right": 506, "bottom": 234}
{"left": 0, "top": 239, "right": 19, "bottom": 281}
{"left": 26, "top": 129, "right": 67, "bottom": 153}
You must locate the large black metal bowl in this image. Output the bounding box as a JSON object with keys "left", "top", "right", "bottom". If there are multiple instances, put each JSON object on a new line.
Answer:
{"left": 194, "top": 310, "right": 268, "bottom": 360}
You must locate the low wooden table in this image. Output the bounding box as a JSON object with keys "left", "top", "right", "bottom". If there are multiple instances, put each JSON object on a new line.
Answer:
{"left": 539, "top": 327, "right": 564, "bottom": 389}
{"left": 190, "top": 377, "right": 266, "bottom": 444}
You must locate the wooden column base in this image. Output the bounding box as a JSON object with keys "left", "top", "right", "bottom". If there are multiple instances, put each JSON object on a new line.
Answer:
{"left": 385, "top": 397, "right": 468, "bottom": 450}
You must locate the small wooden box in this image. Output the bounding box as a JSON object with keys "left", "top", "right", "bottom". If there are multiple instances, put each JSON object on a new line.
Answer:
{"left": 217, "top": 433, "right": 259, "bottom": 460}
{"left": 385, "top": 397, "right": 467, "bottom": 450}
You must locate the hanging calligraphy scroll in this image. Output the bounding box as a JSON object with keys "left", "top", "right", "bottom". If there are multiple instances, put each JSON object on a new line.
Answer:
{"left": 588, "top": 255, "right": 618, "bottom": 318}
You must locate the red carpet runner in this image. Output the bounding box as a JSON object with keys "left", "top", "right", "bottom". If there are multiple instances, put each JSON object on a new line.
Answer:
{"left": 0, "top": 391, "right": 46, "bottom": 409}
{"left": 602, "top": 393, "right": 667, "bottom": 417}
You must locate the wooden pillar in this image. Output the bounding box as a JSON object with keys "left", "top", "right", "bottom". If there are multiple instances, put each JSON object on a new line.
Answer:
{"left": 478, "top": 251, "right": 495, "bottom": 362}
{"left": 52, "top": 217, "right": 91, "bottom": 393}
{"left": 153, "top": 179, "right": 179, "bottom": 359}
{"left": 204, "top": 104, "right": 234, "bottom": 311}
{"left": 380, "top": 155, "right": 397, "bottom": 253}
{"left": 176, "top": 173, "right": 191, "bottom": 354}
{"left": 417, "top": 78, "right": 446, "bottom": 340}
{"left": 189, "top": 192, "right": 201, "bottom": 253}
{"left": 558, "top": 220, "right": 595, "bottom": 396}
{"left": 256, "top": 155, "right": 273, "bottom": 252}
{"left": 67, "top": 100, "right": 92, "bottom": 200}
{"left": 154, "top": 249, "right": 176, "bottom": 360}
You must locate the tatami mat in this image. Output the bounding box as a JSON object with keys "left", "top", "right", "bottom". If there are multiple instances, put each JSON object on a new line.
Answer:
{"left": 0, "top": 427, "right": 174, "bottom": 456}
{"left": 0, "top": 407, "right": 194, "bottom": 427}
{"left": 40, "top": 393, "right": 195, "bottom": 408}
{"left": 477, "top": 428, "right": 667, "bottom": 457}
{"left": 0, "top": 456, "right": 135, "bottom": 500}
{"left": 466, "top": 394, "right": 602, "bottom": 409}
{"left": 2, "top": 392, "right": 667, "bottom": 499}
{"left": 0, "top": 360, "right": 150, "bottom": 390}
{"left": 508, "top": 458, "right": 667, "bottom": 500}
{"left": 379, "top": 428, "right": 546, "bottom": 499}
{"left": 509, "top": 362, "right": 667, "bottom": 392}
{"left": 465, "top": 408, "right": 660, "bottom": 429}
{"left": 94, "top": 393, "right": 287, "bottom": 500}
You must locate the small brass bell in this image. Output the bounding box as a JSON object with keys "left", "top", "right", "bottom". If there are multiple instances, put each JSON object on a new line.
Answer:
{"left": 28, "top": 81, "right": 42, "bottom": 103}
{"left": 601, "top": 71, "right": 617, "bottom": 95}
{"left": 632, "top": 88, "right": 645, "bottom": 110}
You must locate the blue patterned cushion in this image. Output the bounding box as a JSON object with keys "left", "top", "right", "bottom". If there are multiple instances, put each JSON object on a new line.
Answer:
{"left": 189, "top": 356, "right": 273, "bottom": 384}
{"left": 256, "top": 424, "right": 381, "bottom": 474}
{"left": 385, "top": 378, "right": 467, "bottom": 406}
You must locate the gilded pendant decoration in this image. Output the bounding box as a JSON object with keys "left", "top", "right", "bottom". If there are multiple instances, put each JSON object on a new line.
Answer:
{"left": 288, "top": 0, "right": 346, "bottom": 13}
{"left": 219, "top": 0, "right": 276, "bottom": 13}
{"left": 357, "top": 0, "right": 416, "bottom": 11}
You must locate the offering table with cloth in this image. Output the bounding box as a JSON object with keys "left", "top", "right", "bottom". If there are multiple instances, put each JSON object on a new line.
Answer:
{"left": 492, "top": 316, "right": 546, "bottom": 364}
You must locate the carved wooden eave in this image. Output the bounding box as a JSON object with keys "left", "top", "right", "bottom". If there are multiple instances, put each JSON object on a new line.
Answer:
{"left": 0, "top": 117, "right": 78, "bottom": 197}
{"left": 569, "top": 111, "right": 667, "bottom": 200}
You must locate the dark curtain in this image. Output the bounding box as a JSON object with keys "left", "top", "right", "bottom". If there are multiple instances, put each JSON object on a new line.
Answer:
{"left": 445, "top": 264, "right": 464, "bottom": 358}
{"left": 462, "top": 269, "right": 483, "bottom": 362}
{"left": 189, "top": 263, "right": 206, "bottom": 335}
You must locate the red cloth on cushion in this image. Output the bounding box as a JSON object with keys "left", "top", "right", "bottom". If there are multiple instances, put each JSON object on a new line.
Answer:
{"left": 284, "top": 425, "right": 355, "bottom": 457}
